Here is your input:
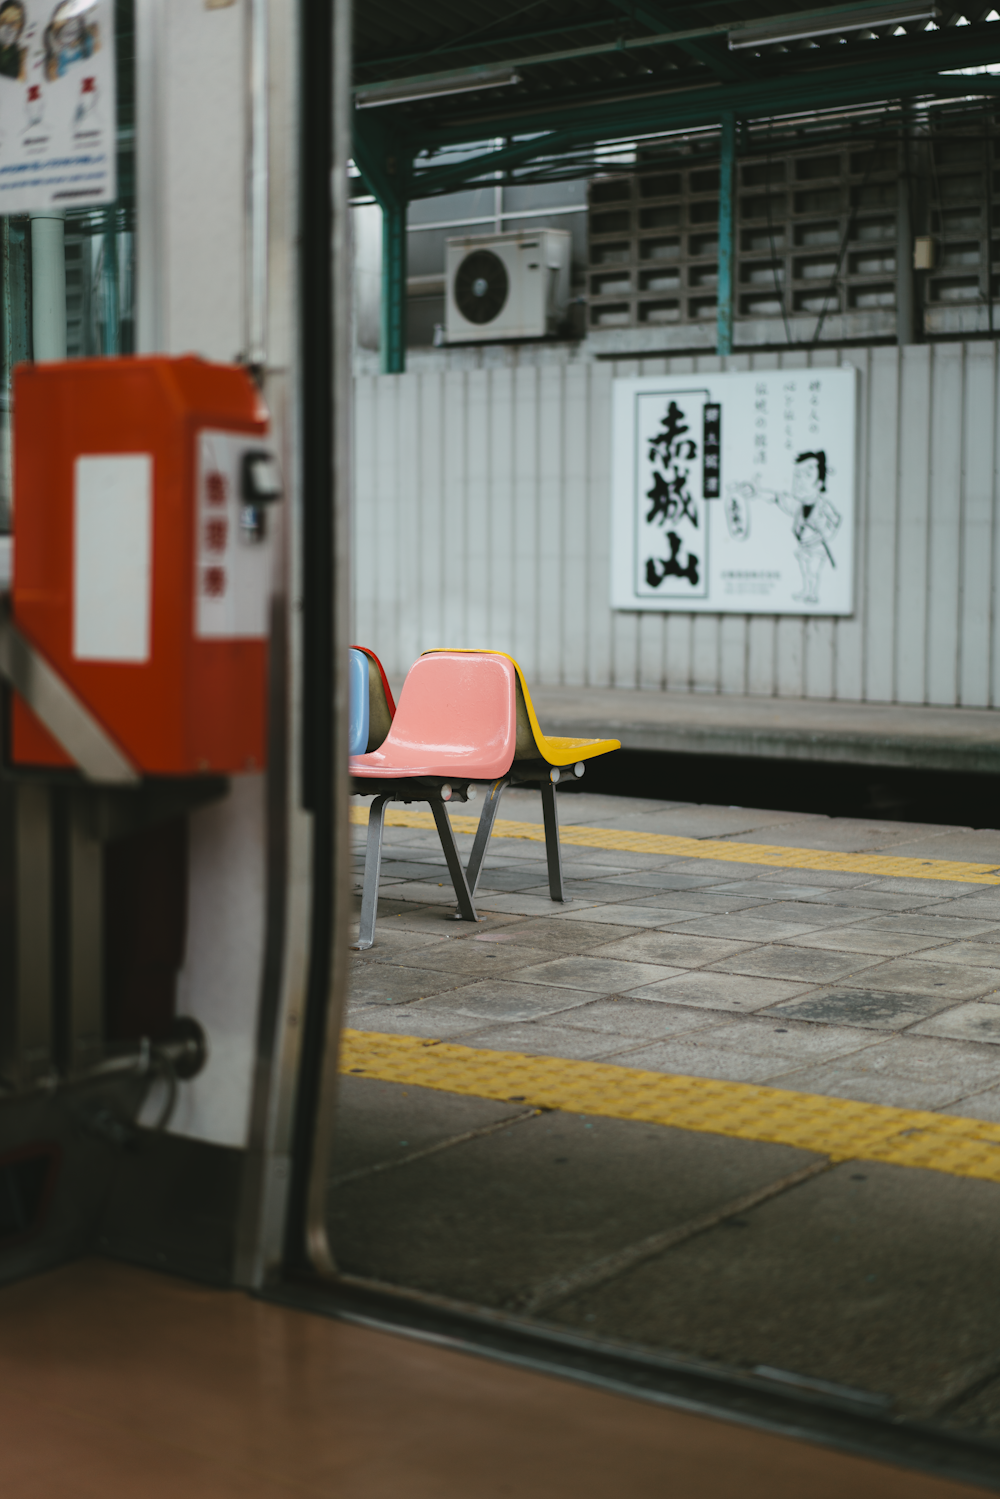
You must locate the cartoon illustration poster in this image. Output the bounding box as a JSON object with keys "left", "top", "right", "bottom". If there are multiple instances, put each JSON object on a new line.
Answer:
{"left": 0, "top": 0, "right": 115, "bottom": 214}
{"left": 610, "top": 368, "right": 856, "bottom": 615}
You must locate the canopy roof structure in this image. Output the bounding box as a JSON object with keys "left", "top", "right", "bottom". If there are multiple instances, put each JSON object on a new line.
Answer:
{"left": 352, "top": 2, "right": 1000, "bottom": 368}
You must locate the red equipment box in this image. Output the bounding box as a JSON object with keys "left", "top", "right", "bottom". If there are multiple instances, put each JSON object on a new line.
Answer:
{"left": 11, "top": 355, "right": 279, "bottom": 775}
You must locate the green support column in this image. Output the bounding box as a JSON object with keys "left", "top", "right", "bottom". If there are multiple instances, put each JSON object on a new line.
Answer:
{"left": 380, "top": 197, "right": 407, "bottom": 375}
{"left": 716, "top": 111, "right": 736, "bottom": 358}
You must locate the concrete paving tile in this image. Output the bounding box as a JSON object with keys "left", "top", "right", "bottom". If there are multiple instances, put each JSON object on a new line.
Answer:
{"left": 781, "top": 927, "right": 949, "bottom": 957}
{"left": 347, "top": 964, "right": 468, "bottom": 1005}
{"left": 549, "top": 1161, "right": 1000, "bottom": 1411}
{"left": 705, "top": 880, "right": 836, "bottom": 900}
{"left": 474, "top": 893, "right": 602, "bottom": 917}
{"left": 350, "top": 927, "right": 453, "bottom": 955}
{"left": 555, "top": 997, "right": 727, "bottom": 1040}
{"left": 862, "top": 912, "right": 999, "bottom": 939}
{"left": 368, "top": 943, "right": 562, "bottom": 981}
{"left": 517, "top": 881, "right": 654, "bottom": 904}
{"left": 343, "top": 1002, "right": 496, "bottom": 1040}
{"left": 657, "top": 914, "right": 836, "bottom": 942}
{"left": 598, "top": 871, "right": 725, "bottom": 892}
{"left": 383, "top": 881, "right": 471, "bottom": 907}
{"left": 707, "top": 946, "right": 883, "bottom": 984}
{"left": 513, "top": 955, "right": 686, "bottom": 994}
{"left": 622, "top": 970, "right": 815, "bottom": 1013}
{"left": 480, "top": 918, "right": 645, "bottom": 952}
{"left": 769, "top": 1034, "right": 1000, "bottom": 1108}
{"left": 626, "top": 890, "right": 773, "bottom": 914}
{"left": 543, "top": 903, "right": 702, "bottom": 928}
{"left": 910, "top": 1002, "right": 1000, "bottom": 1045}
{"left": 919, "top": 896, "right": 1000, "bottom": 921}
{"left": 657, "top": 857, "right": 780, "bottom": 878}
{"left": 592, "top": 930, "right": 758, "bottom": 967}
{"left": 329, "top": 1075, "right": 525, "bottom": 1179}
{"left": 470, "top": 871, "right": 555, "bottom": 893}
{"left": 862, "top": 876, "right": 991, "bottom": 898}
{"left": 754, "top": 869, "right": 875, "bottom": 889}
{"left": 837, "top": 957, "right": 1000, "bottom": 1000}
{"left": 617, "top": 806, "right": 816, "bottom": 838}
{"left": 770, "top": 987, "right": 958, "bottom": 1031}
{"left": 939, "top": 1086, "right": 1000, "bottom": 1123}
{"left": 687, "top": 1013, "right": 878, "bottom": 1062}
{"left": 968, "top": 927, "right": 1000, "bottom": 945}
{"left": 728, "top": 817, "right": 933, "bottom": 853}
{"left": 731, "top": 901, "right": 884, "bottom": 928}
{"left": 920, "top": 940, "right": 1000, "bottom": 968}
{"left": 808, "top": 889, "right": 945, "bottom": 912}
{"left": 407, "top": 979, "right": 604, "bottom": 1021}
{"left": 373, "top": 905, "right": 523, "bottom": 937}
{"left": 444, "top": 1021, "right": 635, "bottom": 1061}
{"left": 603, "top": 1037, "right": 806, "bottom": 1084}
{"left": 884, "top": 832, "right": 1000, "bottom": 862}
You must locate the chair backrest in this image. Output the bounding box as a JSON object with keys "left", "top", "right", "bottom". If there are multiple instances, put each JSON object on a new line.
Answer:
{"left": 350, "top": 645, "right": 396, "bottom": 751}
{"left": 420, "top": 648, "right": 620, "bottom": 767}
{"left": 350, "top": 651, "right": 518, "bottom": 780}
{"left": 348, "top": 648, "right": 370, "bottom": 757}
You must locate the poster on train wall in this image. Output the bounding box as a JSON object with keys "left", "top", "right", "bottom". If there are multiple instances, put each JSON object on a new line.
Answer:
{"left": 0, "top": 0, "right": 115, "bottom": 214}
{"left": 610, "top": 367, "right": 857, "bottom": 615}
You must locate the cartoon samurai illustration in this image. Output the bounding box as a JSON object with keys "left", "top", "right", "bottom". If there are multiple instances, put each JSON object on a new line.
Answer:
{"left": 0, "top": 0, "right": 26, "bottom": 81}
{"left": 43, "top": 0, "right": 99, "bottom": 81}
{"left": 727, "top": 450, "right": 840, "bottom": 605}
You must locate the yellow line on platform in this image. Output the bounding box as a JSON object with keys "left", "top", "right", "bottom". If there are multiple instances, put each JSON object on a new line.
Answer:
{"left": 341, "top": 1029, "right": 1000, "bottom": 1184}
{"left": 348, "top": 805, "right": 1000, "bottom": 885}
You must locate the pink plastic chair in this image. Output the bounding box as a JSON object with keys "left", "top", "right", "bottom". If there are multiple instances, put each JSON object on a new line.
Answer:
{"left": 349, "top": 652, "right": 518, "bottom": 948}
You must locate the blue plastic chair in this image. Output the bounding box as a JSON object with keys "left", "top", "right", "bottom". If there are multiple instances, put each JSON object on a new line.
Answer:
{"left": 348, "top": 647, "right": 370, "bottom": 757}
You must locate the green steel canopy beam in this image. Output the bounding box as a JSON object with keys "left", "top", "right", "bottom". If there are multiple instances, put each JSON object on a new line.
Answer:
{"left": 353, "top": 112, "right": 412, "bottom": 373}
{"left": 716, "top": 110, "right": 735, "bottom": 357}
{"left": 409, "top": 27, "right": 1000, "bottom": 167}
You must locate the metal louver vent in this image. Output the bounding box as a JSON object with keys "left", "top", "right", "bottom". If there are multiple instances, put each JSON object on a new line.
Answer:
{"left": 454, "top": 249, "right": 509, "bottom": 325}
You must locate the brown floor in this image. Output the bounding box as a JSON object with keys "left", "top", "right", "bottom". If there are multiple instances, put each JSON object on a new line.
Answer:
{"left": 0, "top": 1259, "right": 993, "bottom": 1498}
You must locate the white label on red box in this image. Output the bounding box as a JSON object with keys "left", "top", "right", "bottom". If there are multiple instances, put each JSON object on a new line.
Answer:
{"left": 73, "top": 452, "right": 152, "bottom": 661}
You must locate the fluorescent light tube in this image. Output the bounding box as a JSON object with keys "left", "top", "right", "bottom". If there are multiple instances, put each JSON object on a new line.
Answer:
{"left": 355, "top": 67, "right": 521, "bottom": 109}
{"left": 729, "top": 2, "right": 939, "bottom": 48}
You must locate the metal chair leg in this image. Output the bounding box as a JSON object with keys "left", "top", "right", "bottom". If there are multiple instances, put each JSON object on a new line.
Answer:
{"left": 352, "top": 792, "right": 392, "bottom": 950}
{"left": 540, "top": 779, "right": 569, "bottom": 902}
{"left": 430, "top": 798, "right": 479, "bottom": 923}
{"left": 465, "top": 777, "right": 509, "bottom": 897}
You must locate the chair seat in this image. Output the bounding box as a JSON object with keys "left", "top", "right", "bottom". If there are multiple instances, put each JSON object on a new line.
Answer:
{"left": 349, "top": 651, "right": 518, "bottom": 781}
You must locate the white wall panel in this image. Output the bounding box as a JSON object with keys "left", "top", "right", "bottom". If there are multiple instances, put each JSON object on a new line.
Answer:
{"left": 354, "top": 342, "right": 1000, "bottom": 707}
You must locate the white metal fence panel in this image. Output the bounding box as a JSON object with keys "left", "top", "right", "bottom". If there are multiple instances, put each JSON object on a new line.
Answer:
{"left": 353, "top": 342, "right": 1000, "bottom": 706}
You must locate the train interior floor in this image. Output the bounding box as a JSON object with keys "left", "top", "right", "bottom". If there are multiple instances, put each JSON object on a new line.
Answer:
{"left": 0, "top": 1257, "right": 992, "bottom": 1499}
{"left": 339, "top": 786, "right": 1000, "bottom": 1448}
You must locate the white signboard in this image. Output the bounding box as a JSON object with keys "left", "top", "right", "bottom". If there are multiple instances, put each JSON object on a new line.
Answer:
{"left": 611, "top": 368, "right": 856, "bottom": 615}
{"left": 0, "top": 0, "right": 115, "bottom": 214}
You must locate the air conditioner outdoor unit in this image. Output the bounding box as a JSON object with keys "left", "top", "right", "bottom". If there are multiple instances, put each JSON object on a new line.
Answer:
{"left": 445, "top": 229, "right": 571, "bottom": 343}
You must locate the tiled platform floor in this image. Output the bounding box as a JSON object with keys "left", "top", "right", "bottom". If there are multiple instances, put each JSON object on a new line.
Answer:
{"left": 335, "top": 790, "right": 1000, "bottom": 1438}
{"left": 348, "top": 790, "right": 1000, "bottom": 1117}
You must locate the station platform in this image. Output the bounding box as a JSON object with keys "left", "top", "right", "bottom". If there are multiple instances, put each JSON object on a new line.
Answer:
{"left": 341, "top": 788, "right": 1000, "bottom": 1473}
{"left": 528, "top": 686, "right": 1000, "bottom": 775}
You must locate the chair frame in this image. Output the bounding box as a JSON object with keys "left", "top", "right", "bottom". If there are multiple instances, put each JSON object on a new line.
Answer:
{"left": 352, "top": 778, "right": 479, "bottom": 950}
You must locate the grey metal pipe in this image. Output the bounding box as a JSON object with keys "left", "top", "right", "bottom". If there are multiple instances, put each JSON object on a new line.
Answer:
{"left": 29, "top": 211, "right": 66, "bottom": 361}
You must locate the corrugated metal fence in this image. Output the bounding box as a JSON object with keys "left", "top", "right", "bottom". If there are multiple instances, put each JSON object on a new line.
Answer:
{"left": 354, "top": 343, "right": 1000, "bottom": 707}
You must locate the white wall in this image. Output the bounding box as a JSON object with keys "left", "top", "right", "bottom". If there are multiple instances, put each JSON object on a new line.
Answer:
{"left": 135, "top": 0, "right": 267, "bottom": 1150}
{"left": 354, "top": 342, "right": 1000, "bottom": 709}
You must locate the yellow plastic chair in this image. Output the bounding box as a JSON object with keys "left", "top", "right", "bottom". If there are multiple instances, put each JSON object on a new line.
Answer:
{"left": 421, "top": 649, "right": 619, "bottom": 903}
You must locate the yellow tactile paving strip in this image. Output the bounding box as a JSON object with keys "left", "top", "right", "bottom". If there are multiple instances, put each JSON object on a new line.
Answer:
{"left": 349, "top": 805, "right": 1000, "bottom": 885}
{"left": 341, "top": 1029, "right": 1000, "bottom": 1184}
